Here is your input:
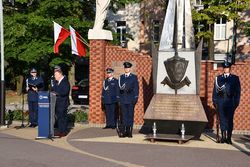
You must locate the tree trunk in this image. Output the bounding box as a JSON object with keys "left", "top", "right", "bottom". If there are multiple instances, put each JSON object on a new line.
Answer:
{"left": 208, "top": 24, "right": 214, "bottom": 60}
{"left": 16, "top": 75, "right": 24, "bottom": 96}
{"left": 232, "top": 19, "right": 237, "bottom": 64}
{"left": 68, "top": 64, "right": 75, "bottom": 101}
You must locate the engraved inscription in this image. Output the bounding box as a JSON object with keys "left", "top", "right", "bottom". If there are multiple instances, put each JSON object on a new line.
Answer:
{"left": 144, "top": 94, "right": 207, "bottom": 121}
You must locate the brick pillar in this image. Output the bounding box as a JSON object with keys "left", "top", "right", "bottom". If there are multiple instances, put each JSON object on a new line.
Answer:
{"left": 88, "top": 40, "right": 107, "bottom": 124}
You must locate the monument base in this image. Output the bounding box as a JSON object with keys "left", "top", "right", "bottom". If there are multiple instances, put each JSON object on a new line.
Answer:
{"left": 88, "top": 29, "right": 113, "bottom": 40}
{"left": 142, "top": 94, "right": 208, "bottom": 139}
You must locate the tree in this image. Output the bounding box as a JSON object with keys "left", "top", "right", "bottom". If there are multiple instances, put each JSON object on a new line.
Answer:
{"left": 3, "top": 0, "right": 141, "bottom": 92}
{"left": 192, "top": 0, "right": 250, "bottom": 61}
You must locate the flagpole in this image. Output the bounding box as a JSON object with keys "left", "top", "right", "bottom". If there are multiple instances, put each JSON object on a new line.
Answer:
{"left": 76, "top": 35, "right": 89, "bottom": 47}
{"left": 0, "top": 0, "right": 6, "bottom": 125}
{"left": 74, "top": 34, "right": 89, "bottom": 47}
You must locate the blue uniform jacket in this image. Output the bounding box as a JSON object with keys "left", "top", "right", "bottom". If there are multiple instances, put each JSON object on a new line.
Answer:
{"left": 52, "top": 77, "right": 70, "bottom": 108}
{"left": 101, "top": 78, "right": 119, "bottom": 104}
{"left": 26, "top": 76, "right": 44, "bottom": 102}
{"left": 118, "top": 73, "right": 139, "bottom": 104}
{"left": 212, "top": 74, "right": 241, "bottom": 108}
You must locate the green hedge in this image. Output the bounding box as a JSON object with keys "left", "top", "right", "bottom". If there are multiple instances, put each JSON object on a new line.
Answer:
{"left": 5, "top": 110, "right": 29, "bottom": 121}
{"left": 5, "top": 110, "right": 88, "bottom": 123}
{"left": 68, "top": 110, "right": 88, "bottom": 123}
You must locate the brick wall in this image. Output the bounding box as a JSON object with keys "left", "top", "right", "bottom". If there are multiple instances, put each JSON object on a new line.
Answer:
{"left": 89, "top": 39, "right": 250, "bottom": 131}
{"left": 88, "top": 40, "right": 106, "bottom": 124}
{"left": 88, "top": 41, "right": 153, "bottom": 125}
{"left": 200, "top": 60, "right": 250, "bottom": 131}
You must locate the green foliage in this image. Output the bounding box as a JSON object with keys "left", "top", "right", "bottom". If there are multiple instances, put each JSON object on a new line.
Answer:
{"left": 74, "top": 110, "right": 88, "bottom": 122}
{"left": 243, "top": 22, "right": 250, "bottom": 36}
{"left": 192, "top": 0, "right": 250, "bottom": 59}
{"left": 3, "top": 0, "right": 140, "bottom": 88}
{"left": 5, "top": 110, "right": 29, "bottom": 121}
{"left": 3, "top": 0, "right": 95, "bottom": 87}
{"left": 68, "top": 110, "right": 88, "bottom": 123}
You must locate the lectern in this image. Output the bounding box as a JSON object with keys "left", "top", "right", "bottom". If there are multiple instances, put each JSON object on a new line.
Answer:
{"left": 36, "top": 91, "right": 56, "bottom": 139}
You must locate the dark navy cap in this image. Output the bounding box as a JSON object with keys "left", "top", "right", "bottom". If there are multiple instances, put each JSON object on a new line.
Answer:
{"left": 222, "top": 61, "right": 232, "bottom": 68}
{"left": 123, "top": 62, "right": 132, "bottom": 68}
{"left": 106, "top": 68, "right": 114, "bottom": 74}
{"left": 30, "top": 68, "right": 37, "bottom": 73}
{"left": 54, "top": 65, "right": 62, "bottom": 72}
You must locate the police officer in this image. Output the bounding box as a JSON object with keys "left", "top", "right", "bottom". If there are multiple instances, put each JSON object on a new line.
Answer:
{"left": 52, "top": 65, "right": 70, "bottom": 137}
{"left": 118, "top": 62, "right": 139, "bottom": 138}
{"left": 212, "top": 61, "right": 241, "bottom": 144}
{"left": 26, "top": 68, "right": 44, "bottom": 127}
{"left": 101, "top": 68, "right": 118, "bottom": 129}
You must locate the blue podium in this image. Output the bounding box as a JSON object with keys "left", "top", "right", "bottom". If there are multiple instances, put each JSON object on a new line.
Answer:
{"left": 36, "top": 91, "right": 56, "bottom": 139}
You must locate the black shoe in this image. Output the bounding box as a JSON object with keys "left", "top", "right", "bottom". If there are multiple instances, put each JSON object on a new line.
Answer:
{"left": 29, "top": 124, "right": 34, "bottom": 128}
{"left": 227, "top": 139, "right": 232, "bottom": 144}
{"left": 103, "top": 126, "right": 110, "bottom": 129}
{"left": 118, "top": 133, "right": 126, "bottom": 138}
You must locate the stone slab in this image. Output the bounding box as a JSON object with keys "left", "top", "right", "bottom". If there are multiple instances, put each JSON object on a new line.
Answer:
{"left": 142, "top": 94, "right": 208, "bottom": 139}
{"left": 144, "top": 94, "right": 207, "bottom": 122}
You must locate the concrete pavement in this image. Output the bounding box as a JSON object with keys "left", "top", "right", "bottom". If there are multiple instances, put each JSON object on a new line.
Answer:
{"left": 0, "top": 122, "right": 249, "bottom": 167}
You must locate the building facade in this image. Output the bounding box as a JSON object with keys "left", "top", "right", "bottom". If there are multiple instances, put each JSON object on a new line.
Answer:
{"left": 107, "top": 0, "right": 250, "bottom": 60}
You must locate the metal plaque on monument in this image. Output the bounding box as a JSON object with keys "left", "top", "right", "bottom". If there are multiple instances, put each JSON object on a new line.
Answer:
{"left": 143, "top": 0, "right": 207, "bottom": 141}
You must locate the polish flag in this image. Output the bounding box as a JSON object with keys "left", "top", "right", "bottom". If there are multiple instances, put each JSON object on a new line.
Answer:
{"left": 54, "top": 21, "right": 70, "bottom": 54}
{"left": 70, "top": 26, "right": 86, "bottom": 57}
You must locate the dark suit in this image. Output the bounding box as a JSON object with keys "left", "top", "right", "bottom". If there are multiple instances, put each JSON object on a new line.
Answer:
{"left": 26, "top": 76, "right": 44, "bottom": 125}
{"left": 52, "top": 76, "right": 70, "bottom": 133}
{"left": 118, "top": 73, "right": 139, "bottom": 137}
{"left": 212, "top": 73, "right": 241, "bottom": 143}
{"left": 101, "top": 78, "right": 118, "bottom": 127}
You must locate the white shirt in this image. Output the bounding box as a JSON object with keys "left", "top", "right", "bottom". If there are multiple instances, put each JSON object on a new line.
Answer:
{"left": 125, "top": 73, "right": 130, "bottom": 78}
{"left": 224, "top": 73, "right": 230, "bottom": 78}
{"left": 58, "top": 76, "right": 64, "bottom": 85}
{"left": 108, "top": 77, "right": 113, "bottom": 81}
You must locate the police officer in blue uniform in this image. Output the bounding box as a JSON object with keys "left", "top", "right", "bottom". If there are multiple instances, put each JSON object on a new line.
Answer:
{"left": 101, "top": 68, "right": 119, "bottom": 129}
{"left": 26, "top": 68, "right": 44, "bottom": 127}
{"left": 212, "top": 61, "right": 241, "bottom": 144}
{"left": 118, "top": 62, "right": 139, "bottom": 138}
{"left": 52, "top": 65, "right": 70, "bottom": 137}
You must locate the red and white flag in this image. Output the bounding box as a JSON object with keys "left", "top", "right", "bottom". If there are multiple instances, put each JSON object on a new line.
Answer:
{"left": 53, "top": 21, "right": 70, "bottom": 54}
{"left": 70, "top": 26, "right": 86, "bottom": 57}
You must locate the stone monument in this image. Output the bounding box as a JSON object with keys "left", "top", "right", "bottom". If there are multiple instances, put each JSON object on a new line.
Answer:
{"left": 88, "top": 0, "right": 113, "bottom": 40}
{"left": 144, "top": 0, "right": 207, "bottom": 140}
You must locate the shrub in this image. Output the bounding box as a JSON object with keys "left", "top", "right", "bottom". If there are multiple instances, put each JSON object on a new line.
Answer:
{"left": 5, "top": 110, "right": 28, "bottom": 121}
{"left": 73, "top": 110, "right": 88, "bottom": 123}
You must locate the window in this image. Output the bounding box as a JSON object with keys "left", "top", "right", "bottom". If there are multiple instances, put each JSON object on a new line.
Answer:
{"left": 214, "top": 17, "right": 227, "bottom": 40}
{"left": 153, "top": 20, "right": 160, "bottom": 42}
{"left": 116, "top": 21, "right": 126, "bottom": 47}
{"left": 195, "top": 0, "right": 202, "bottom": 5}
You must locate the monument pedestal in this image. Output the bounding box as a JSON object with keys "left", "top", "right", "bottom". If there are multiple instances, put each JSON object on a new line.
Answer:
{"left": 88, "top": 29, "right": 113, "bottom": 40}
{"left": 143, "top": 94, "right": 207, "bottom": 139}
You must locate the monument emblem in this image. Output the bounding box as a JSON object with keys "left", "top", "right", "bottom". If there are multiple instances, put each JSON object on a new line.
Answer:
{"left": 159, "top": 0, "right": 192, "bottom": 94}
{"left": 161, "top": 52, "right": 191, "bottom": 94}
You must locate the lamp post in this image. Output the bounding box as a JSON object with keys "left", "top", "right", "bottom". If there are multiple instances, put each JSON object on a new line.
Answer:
{"left": 0, "top": 0, "right": 6, "bottom": 125}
